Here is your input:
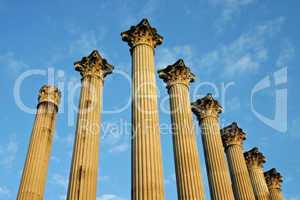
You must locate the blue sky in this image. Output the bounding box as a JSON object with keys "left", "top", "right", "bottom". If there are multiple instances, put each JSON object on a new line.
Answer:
{"left": 0, "top": 0, "right": 299, "bottom": 199}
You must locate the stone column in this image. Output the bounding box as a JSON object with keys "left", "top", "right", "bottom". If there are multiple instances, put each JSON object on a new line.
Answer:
{"left": 221, "top": 122, "right": 256, "bottom": 200}
{"left": 244, "top": 147, "right": 270, "bottom": 200}
{"left": 158, "top": 59, "right": 205, "bottom": 200}
{"left": 265, "top": 168, "right": 284, "bottom": 200}
{"left": 67, "top": 50, "right": 113, "bottom": 200}
{"left": 121, "top": 19, "right": 165, "bottom": 200}
{"left": 191, "top": 94, "right": 235, "bottom": 200}
{"left": 17, "top": 85, "right": 61, "bottom": 200}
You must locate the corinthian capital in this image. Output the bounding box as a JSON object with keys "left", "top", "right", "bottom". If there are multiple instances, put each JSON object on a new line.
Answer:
{"left": 264, "top": 168, "right": 283, "bottom": 190}
{"left": 74, "top": 50, "right": 113, "bottom": 79}
{"left": 121, "top": 18, "right": 163, "bottom": 49}
{"left": 221, "top": 122, "right": 246, "bottom": 148}
{"left": 191, "top": 94, "right": 223, "bottom": 120}
{"left": 38, "top": 85, "right": 61, "bottom": 109}
{"left": 158, "top": 59, "right": 195, "bottom": 89}
{"left": 244, "top": 147, "right": 266, "bottom": 168}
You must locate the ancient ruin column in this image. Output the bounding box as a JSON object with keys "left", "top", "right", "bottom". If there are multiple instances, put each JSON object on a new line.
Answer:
{"left": 17, "top": 85, "right": 61, "bottom": 200}
{"left": 121, "top": 19, "right": 165, "bottom": 200}
{"left": 158, "top": 59, "right": 205, "bottom": 200}
{"left": 191, "top": 94, "right": 235, "bottom": 200}
{"left": 67, "top": 50, "right": 113, "bottom": 200}
{"left": 265, "top": 168, "right": 284, "bottom": 200}
{"left": 221, "top": 122, "right": 256, "bottom": 200}
{"left": 244, "top": 147, "right": 270, "bottom": 200}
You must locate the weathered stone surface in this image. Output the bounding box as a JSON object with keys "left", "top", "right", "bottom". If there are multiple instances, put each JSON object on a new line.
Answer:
{"left": 17, "top": 85, "right": 61, "bottom": 200}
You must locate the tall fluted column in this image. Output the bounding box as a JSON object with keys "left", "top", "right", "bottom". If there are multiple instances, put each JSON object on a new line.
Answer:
{"left": 121, "top": 19, "right": 165, "bottom": 200}
{"left": 191, "top": 94, "right": 235, "bottom": 200}
{"left": 158, "top": 59, "right": 205, "bottom": 200}
{"left": 221, "top": 122, "right": 256, "bottom": 200}
{"left": 265, "top": 168, "right": 284, "bottom": 200}
{"left": 67, "top": 50, "right": 113, "bottom": 200}
{"left": 17, "top": 85, "right": 61, "bottom": 200}
{"left": 244, "top": 147, "right": 270, "bottom": 200}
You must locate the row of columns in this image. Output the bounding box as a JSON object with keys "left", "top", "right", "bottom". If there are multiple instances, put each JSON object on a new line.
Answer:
{"left": 16, "top": 18, "right": 285, "bottom": 200}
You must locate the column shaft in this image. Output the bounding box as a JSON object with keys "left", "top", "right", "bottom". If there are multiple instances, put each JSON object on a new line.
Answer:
{"left": 67, "top": 76, "right": 102, "bottom": 200}
{"left": 169, "top": 84, "right": 205, "bottom": 200}
{"left": 131, "top": 44, "right": 164, "bottom": 200}
{"left": 248, "top": 167, "right": 270, "bottom": 200}
{"left": 226, "top": 145, "right": 256, "bottom": 200}
{"left": 269, "top": 189, "right": 284, "bottom": 200}
{"left": 200, "top": 117, "right": 234, "bottom": 200}
{"left": 17, "top": 86, "right": 60, "bottom": 200}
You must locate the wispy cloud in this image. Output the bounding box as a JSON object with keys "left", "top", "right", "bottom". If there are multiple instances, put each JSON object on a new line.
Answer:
{"left": 67, "top": 24, "right": 107, "bottom": 58}
{"left": 225, "top": 96, "right": 241, "bottom": 112}
{"left": 286, "top": 196, "right": 300, "bottom": 200}
{"left": 157, "top": 45, "right": 197, "bottom": 69}
{"left": 0, "top": 134, "right": 18, "bottom": 169}
{"left": 109, "top": 143, "right": 129, "bottom": 154}
{"left": 164, "top": 173, "right": 176, "bottom": 185}
{"left": 0, "top": 186, "right": 11, "bottom": 197}
{"left": 210, "top": 0, "right": 257, "bottom": 32}
{"left": 119, "top": 0, "right": 159, "bottom": 29}
{"left": 199, "top": 17, "right": 285, "bottom": 77}
{"left": 51, "top": 174, "right": 68, "bottom": 189}
{"left": 69, "top": 31, "right": 103, "bottom": 56}
{"left": 98, "top": 175, "right": 110, "bottom": 182}
{"left": 0, "top": 52, "right": 29, "bottom": 75}
{"left": 97, "top": 194, "right": 126, "bottom": 200}
{"left": 276, "top": 40, "right": 295, "bottom": 68}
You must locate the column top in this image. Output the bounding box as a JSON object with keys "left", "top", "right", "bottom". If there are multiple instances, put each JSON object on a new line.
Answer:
{"left": 38, "top": 85, "right": 61, "bottom": 109}
{"left": 121, "top": 18, "right": 163, "bottom": 49}
{"left": 74, "top": 50, "right": 113, "bottom": 79}
{"left": 264, "top": 168, "right": 283, "bottom": 190}
{"left": 244, "top": 147, "right": 266, "bottom": 168}
{"left": 158, "top": 59, "right": 195, "bottom": 89}
{"left": 221, "top": 122, "right": 246, "bottom": 148}
{"left": 191, "top": 93, "right": 223, "bottom": 120}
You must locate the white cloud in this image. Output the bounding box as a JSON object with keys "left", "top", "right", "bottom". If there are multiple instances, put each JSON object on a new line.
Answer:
{"left": 97, "top": 194, "right": 126, "bottom": 200}
{"left": 225, "top": 96, "right": 241, "bottom": 112}
{"left": 52, "top": 174, "right": 68, "bottom": 189}
{"left": 0, "top": 52, "right": 29, "bottom": 75}
{"left": 0, "top": 186, "right": 11, "bottom": 196}
{"left": 276, "top": 40, "right": 295, "bottom": 68}
{"left": 211, "top": 0, "right": 257, "bottom": 32}
{"left": 164, "top": 173, "right": 176, "bottom": 185}
{"left": 98, "top": 175, "right": 110, "bottom": 182}
{"left": 0, "top": 134, "right": 18, "bottom": 169}
{"left": 119, "top": 0, "right": 159, "bottom": 28}
{"left": 286, "top": 196, "right": 300, "bottom": 200}
{"left": 156, "top": 45, "right": 196, "bottom": 69}
{"left": 109, "top": 143, "right": 129, "bottom": 154}
{"left": 199, "top": 17, "right": 285, "bottom": 77}
{"left": 67, "top": 26, "right": 107, "bottom": 58}
{"left": 289, "top": 118, "right": 300, "bottom": 138}
{"left": 69, "top": 31, "right": 99, "bottom": 56}
{"left": 59, "top": 194, "right": 67, "bottom": 200}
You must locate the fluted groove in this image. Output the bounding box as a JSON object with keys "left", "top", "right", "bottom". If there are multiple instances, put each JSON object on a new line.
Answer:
{"left": 167, "top": 83, "right": 205, "bottom": 200}
{"left": 226, "top": 145, "right": 256, "bottom": 200}
{"left": 131, "top": 44, "right": 165, "bottom": 200}
{"left": 200, "top": 117, "right": 234, "bottom": 200}
{"left": 17, "top": 102, "right": 58, "bottom": 200}
{"left": 248, "top": 167, "right": 269, "bottom": 200}
{"left": 67, "top": 76, "right": 103, "bottom": 200}
{"left": 269, "top": 190, "right": 284, "bottom": 200}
